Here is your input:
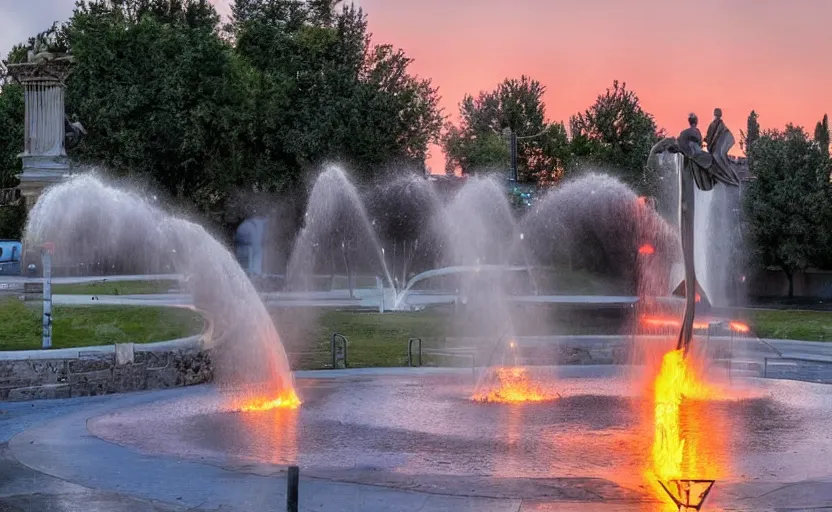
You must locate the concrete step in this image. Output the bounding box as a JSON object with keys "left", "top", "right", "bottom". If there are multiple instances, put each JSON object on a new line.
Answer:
{"left": 711, "top": 359, "right": 763, "bottom": 372}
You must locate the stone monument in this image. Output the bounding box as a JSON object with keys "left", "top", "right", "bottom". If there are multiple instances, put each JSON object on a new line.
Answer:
{"left": 5, "top": 29, "right": 81, "bottom": 210}
{"left": 648, "top": 109, "right": 741, "bottom": 355}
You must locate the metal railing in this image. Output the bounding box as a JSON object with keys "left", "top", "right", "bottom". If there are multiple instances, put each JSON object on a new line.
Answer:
{"left": 407, "top": 337, "right": 476, "bottom": 375}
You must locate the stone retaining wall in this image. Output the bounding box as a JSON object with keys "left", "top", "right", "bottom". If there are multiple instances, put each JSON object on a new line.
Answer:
{"left": 0, "top": 338, "right": 213, "bottom": 401}
{"left": 433, "top": 335, "right": 634, "bottom": 367}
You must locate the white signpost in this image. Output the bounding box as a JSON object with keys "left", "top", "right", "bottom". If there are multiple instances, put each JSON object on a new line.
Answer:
{"left": 41, "top": 242, "right": 54, "bottom": 349}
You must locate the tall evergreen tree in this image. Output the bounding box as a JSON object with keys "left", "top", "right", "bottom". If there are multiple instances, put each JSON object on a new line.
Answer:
{"left": 814, "top": 113, "right": 830, "bottom": 158}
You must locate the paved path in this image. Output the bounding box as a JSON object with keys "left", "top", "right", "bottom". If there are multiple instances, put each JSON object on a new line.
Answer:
{"left": 0, "top": 274, "right": 181, "bottom": 285}
{"left": 0, "top": 383, "right": 526, "bottom": 512}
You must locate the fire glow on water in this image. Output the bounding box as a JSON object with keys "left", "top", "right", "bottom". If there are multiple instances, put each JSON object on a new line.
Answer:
{"left": 235, "top": 389, "right": 302, "bottom": 412}
{"left": 471, "top": 367, "right": 558, "bottom": 404}
{"left": 650, "top": 349, "right": 726, "bottom": 487}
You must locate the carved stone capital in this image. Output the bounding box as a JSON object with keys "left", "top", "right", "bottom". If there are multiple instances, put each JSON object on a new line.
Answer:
{"left": 6, "top": 57, "right": 73, "bottom": 85}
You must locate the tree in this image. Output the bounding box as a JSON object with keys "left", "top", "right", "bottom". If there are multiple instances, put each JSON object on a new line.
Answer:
{"left": 0, "top": 82, "right": 24, "bottom": 190}
{"left": 231, "top": 0, "right": 442, "bottom": 182}
{"left": 744, "top": 125, "right": 830, "bottom": 297}
{"left": 0, "top": 202, "right": 25, "bottom": 239}
{"left": 442, "top": 125, "right": 509, "bottom": 174}
{"left": 442, "top": 75, "right": 569, "bottom": 182}
{"left": 568, "top": 81, "right": 661, "bottom": 196}
{"left": 740, "top": 110, "right": 761, "bottom": 169}
{"left": 740, "top": 110, "right": 760, "bottom": 165}
{"left": 0, "top": 0, "right": 441, "bottom": 232}
{"left": 814, "top": 113, "right": 829, "bottom": 158}
{"left": 65, "top": 0, "right": 254, "bottom": 222}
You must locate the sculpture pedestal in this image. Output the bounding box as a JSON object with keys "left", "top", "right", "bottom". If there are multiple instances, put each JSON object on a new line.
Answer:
{"left": 17, "top": 161, "right": 68, "bottom": 212}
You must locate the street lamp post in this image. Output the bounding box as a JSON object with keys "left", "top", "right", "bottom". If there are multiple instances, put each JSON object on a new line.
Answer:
{"left": 510, "top": 131, "right": 518, "bottom": 182}
{"left": 502, "top": 127, "right": 551, "bottom": 182}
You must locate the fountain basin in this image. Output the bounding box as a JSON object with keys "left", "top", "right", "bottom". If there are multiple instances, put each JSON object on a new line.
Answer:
{"left": 87, "top": 366, "right": 832, "bottom": 504}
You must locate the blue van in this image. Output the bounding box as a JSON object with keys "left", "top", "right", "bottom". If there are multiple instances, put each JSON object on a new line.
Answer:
{"left": 0, "top": 240, "right": 22, "bottom": 275}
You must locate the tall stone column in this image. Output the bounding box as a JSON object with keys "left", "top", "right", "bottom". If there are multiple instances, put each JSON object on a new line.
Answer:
{"left": 7, "top": 56, "right": 74, "bottom": 211}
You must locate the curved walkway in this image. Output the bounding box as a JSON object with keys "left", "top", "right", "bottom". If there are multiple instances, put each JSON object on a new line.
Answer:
{"left": 2, "top": 379, "right": 523, "bottom": 512}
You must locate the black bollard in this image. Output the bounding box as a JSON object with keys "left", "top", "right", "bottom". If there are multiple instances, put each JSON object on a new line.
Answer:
{"left": 286, "top": 465, "right": 299, "bottom": 512}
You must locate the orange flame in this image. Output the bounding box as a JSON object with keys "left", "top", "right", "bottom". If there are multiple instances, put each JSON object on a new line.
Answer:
{"left": 640, "top": 316, "right": 710, "bottom": 331}
{"left": 650, "top": 349, "right": 719, "bottom": 483}
{"left": 729, "top": 321, "right": 750, "bottom": 333}
{"left": 640, "top": 316, "right": 751, "bottom": 335}
{"left": 236, "top": 389, "right": 302, "bottom": 412}
{"left": 471, "top": 367, "right": 557, "bottom": 403}
{"left": 638, "top": 243, "right": 656, "bottom": 255}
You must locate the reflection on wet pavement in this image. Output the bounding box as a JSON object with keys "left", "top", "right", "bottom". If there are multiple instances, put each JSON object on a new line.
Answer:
{"left": 86, "top": 370, "right": 832, "bottom": 505}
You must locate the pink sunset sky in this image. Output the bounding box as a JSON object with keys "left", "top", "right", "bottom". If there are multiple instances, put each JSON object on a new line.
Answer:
{"left": 353, "top": 0, "right": 832, "bottom": 173}
{"left": 6, "top": 0, "right": 831, "bottom": 174}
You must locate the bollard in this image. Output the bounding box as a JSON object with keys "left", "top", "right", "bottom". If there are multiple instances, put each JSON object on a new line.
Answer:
{"left": 408, "top": 338, "right": 422, "bottom": 367}
{"left": 331, "top": 333, "right": 348, "bottom": 369}
{"left": 286, "top": 465, "right": 299, "bottom": 512}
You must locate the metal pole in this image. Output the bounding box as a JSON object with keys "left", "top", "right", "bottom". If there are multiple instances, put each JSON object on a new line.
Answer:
{"left": 377, "top": 276, "right": 384, "bottom": 313}
{"left": 286, "top": 465, "right": 299, "bottom": 512}
{"left": 677, "top": 156, "right": 696, "bottom": 354}
{"left": 42, "top": 248, "right": 52, "bottom": 349}
{"left": 510, "top": 131, "right": 518, "bottom": 181}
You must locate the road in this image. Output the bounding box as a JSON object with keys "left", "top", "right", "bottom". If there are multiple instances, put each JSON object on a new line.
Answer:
{"left": 0, "top": 274, "right": 181, "bottom": 285}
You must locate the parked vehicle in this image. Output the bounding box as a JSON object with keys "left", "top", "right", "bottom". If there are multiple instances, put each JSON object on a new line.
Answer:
{"left": 0, "top": 239, "right": 22, "bottom": 275}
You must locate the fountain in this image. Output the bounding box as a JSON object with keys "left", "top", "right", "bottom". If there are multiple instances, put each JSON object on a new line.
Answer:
{"left": 20, "top": 156, "right": 832, "bottom": 511}
{"left": 366, "top": 173, "right": 443, "bottom": 288}
{"left": 656, "top": 153, "right": 744, "bottom": 309}
{"left": 520, "top": 173, "right": 680, "bottom": 298}
{"left": 286, "top": 165, "right": 397, "bottom": 296}
{"left": 24, "top": 173, "right": 299, "bottom": 405}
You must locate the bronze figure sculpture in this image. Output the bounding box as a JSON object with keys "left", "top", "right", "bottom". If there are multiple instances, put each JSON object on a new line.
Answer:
{"left": 648, "top": 109, "right": 741, "bottom": 355}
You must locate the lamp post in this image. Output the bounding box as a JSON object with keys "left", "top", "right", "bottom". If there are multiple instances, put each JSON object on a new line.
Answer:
{"left": 501, "top": 127, "right": 552, "bottom": 182}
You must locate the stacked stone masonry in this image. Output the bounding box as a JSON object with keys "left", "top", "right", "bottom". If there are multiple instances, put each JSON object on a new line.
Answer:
{"left": 0, "top": 345, "right": 213, "bottom": 401}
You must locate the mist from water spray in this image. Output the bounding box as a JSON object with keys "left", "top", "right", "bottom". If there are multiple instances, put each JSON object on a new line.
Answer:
{"left": 659, "top": 154, "right": 740, "bottom": 307}
{"left": 521, "top": 173, "right": 679, "bottom": 296}
{"left": 287, "top": 165, "right": 397, "bottom": 293}
{"left": 25, "top": 174, "right": 296, "bottom": 399}
{"left": 368, "top": 173, "right": 443, "bottom": 289}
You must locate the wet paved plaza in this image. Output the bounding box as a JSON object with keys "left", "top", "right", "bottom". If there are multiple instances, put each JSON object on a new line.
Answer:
{"left": 3, "top": 365, "right": 832, "bottom": 511}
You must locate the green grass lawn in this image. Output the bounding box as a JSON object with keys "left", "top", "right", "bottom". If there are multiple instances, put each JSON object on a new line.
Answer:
{"left": 273, "top": 304, "right": 628, "bottom": 369}
{"left": 0, "top": 298, "right": 203, "bottom": 351}
{"left": 275, "top": 308, "right": 452, "bottom": 369}
{"left": 746, "top": 309, "right": 832, "bottom": 342}
{"left": 274, "top": 306, "right": 832, "bottom": 370}
{"left": 51, "top": 279, "right": 179, "bottom": 295}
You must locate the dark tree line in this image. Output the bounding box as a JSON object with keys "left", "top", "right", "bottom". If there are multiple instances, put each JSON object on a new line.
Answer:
{"left": 3, "top": 2, "right": 832, "bottom": 295}
{"left": 744, "top": 112, "right": 832, "bottom": 296}
{"left": 0, "top": 0, "right": 443, "bottom": 232}
{"left": 442, "top": 79, "right": 661, "bottom": 195}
